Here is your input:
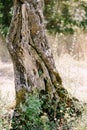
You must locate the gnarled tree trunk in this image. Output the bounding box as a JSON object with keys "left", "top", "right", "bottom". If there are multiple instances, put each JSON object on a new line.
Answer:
{"left": 6, "top": 0, "right": 74, "bottom": 122}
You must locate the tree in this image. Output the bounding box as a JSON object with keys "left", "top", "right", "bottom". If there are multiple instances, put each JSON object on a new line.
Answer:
{"left": 7, "top": 0, "right": 63, "bottom": 103}
{"left": 6, "top": 0, "right": 80, "bottom": 128}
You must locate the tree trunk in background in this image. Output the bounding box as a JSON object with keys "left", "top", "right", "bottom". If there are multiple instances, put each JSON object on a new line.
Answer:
{"left": 6, "top": 0, "right": 72, "bottom": 119}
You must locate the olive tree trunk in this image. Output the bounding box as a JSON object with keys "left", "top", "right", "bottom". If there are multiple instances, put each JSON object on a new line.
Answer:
{"left": 7, "top": 0, "right": 72, "bottom": 115}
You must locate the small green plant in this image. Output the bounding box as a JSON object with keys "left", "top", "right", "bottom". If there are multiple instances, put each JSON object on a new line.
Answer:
{"left": 12, "top": 94, "right": 49, "bottom": 130}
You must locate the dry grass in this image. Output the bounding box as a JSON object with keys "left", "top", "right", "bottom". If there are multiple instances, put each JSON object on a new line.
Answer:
{"left": 49, "top": 32, "right": 87, "bottom": 130}
{"left": 56, "top": 54, "right": 87, "bottom": 102}
{"left": 0, "top": 36, "right": 15, "bottom": 129}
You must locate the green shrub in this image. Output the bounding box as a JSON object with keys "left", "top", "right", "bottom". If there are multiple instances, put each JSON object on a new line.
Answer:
{"left": 12, "top": 94, "right": 52, "bottom": 130}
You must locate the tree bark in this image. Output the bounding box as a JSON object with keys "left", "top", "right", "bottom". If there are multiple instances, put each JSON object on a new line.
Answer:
{"left": 6, "top": 1, "right": 74, "bottom": 121}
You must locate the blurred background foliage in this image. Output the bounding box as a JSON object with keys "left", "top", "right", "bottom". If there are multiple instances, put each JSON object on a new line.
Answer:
{"left": 44, "top": 0, "right": 87, "bottom": 34}
{"left": 0, "top": 0, "right": 13, "bottom": 35}
{"left": 0, "top": 0, "right": 87, "bottom": 35}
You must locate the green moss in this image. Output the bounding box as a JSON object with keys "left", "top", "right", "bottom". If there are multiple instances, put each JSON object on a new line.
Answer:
{"left": 53, "top": 71, "right": 62, "bottom": 84}
{"left": 16, "top": 88, "right": 27, "bottom": 106}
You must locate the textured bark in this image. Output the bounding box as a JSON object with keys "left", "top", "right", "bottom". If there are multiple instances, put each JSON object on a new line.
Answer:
{"left": 6, "top": 0, "right": 69, "bottom": 107}
{"left": 6, "top": 1, "right": 81, "bottom": 124}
